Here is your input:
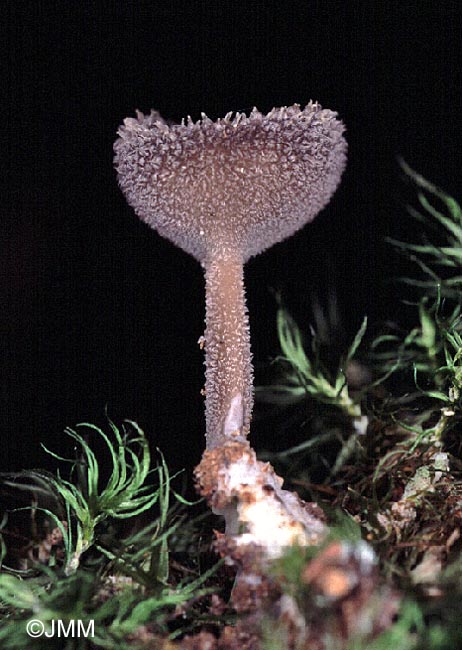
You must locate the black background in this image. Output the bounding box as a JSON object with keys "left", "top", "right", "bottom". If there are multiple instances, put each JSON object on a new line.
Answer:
{"left": 2, "top": 2, "right": 461, "bottom": 476}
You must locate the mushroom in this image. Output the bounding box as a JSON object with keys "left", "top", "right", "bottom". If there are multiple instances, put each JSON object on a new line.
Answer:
{"left": 114, "top": 103, "right": 347, "bottom": 450}
{"left": 115, "top": 105, "right": 353, "bottom": 630}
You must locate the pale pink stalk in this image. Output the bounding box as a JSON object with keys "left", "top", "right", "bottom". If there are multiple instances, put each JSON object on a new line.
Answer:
{"left": 203, "top": 252, "right": 252, "bottom": 447}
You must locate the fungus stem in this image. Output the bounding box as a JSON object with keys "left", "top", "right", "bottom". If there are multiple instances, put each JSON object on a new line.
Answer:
{"left": 203, "top": 252, "right": 253, "bottom": 448}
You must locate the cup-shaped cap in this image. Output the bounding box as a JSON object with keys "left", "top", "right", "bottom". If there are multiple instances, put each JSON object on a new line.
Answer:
{"left": 114, "top": 103, "right": 347, "bottom": 263}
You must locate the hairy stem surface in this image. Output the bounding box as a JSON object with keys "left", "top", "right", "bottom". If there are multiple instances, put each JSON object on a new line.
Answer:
{"left": 203, "top": 252, "right": 253, "bottom": 448}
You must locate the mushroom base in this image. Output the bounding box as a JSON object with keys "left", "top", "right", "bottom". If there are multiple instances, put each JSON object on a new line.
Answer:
{"left": 193, "top": 444, "right": 393, "bottom": 648}
{"left": 194, "top": 440, "right": 327, "bottom": 560}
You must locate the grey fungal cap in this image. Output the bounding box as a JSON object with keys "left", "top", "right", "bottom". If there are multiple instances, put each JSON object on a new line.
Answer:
{"left": 114, "top": 103, "right": 347, "bottom": 264}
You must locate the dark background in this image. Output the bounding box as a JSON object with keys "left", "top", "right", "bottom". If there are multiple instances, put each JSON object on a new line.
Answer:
{"left": 2, "top": 2, "right": 461, "bottom": 476}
